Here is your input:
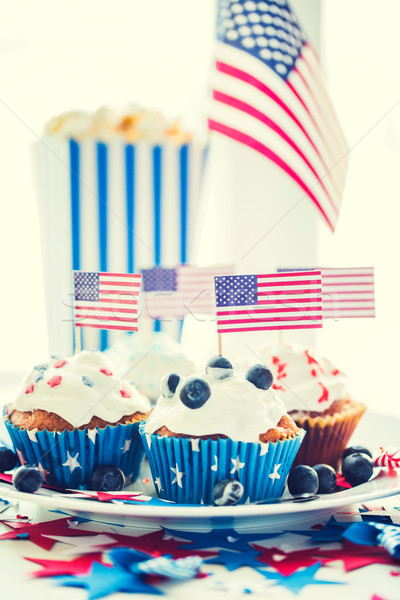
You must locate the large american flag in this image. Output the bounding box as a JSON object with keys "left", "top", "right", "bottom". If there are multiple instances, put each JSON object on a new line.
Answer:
{"left": 73, "top": 271, "right": 141, "bottom": 331}
{"left": 209, "top": 0, "right": 348, "bottom": 232}
{"left": 278, "top": 267, "right": 376, "bottom": 318}
{"left": 321, "top": 267, "right": 375, "bottom": 319}
{"left": 215, "top": 270, "right": 322, "bottom": 333}
{"left": 142, "top": 265, "right": 235, "bottom": 319}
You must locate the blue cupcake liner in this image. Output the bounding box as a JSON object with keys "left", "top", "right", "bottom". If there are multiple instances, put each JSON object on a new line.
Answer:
{"left": 139, "top": 422, "right": 306, "bottom": 505}
{"left": 5, "top": 418, "right": 145, "bottom": 489}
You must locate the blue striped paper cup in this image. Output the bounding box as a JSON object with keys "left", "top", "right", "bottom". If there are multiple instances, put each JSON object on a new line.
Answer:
{"left": 139, "top": 422, "right": 306, "bottom": 505}
{"left": 5, "top": 417, "right": 145, "bottom": 489}
{"left": 34, "top": 137, "right": 207, "bottom": 356}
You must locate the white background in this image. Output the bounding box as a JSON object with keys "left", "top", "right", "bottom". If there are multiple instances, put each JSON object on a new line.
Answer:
{"left": 0, "top": 0, "right": 399, "bottom": 415}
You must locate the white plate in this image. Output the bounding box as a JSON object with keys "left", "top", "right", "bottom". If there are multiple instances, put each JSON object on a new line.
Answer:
{"left": 0, "top": 410, "right": 399, "bottom": 531}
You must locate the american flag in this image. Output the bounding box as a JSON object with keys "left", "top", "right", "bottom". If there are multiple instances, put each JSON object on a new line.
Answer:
{"left": 142, "top": 265, "right": 235, "bottom": 319}
{"left": 73, "top": 271, "right": 141, "bottom": 331}
{"left": 142, "top": 267, "right": 183, "bottom": 319}
{"left": 321, "top": 267, "right": 375, "bottom": 319}
{"left": 215, "top": 270, "right": 322, "bottom": 333}
{"left": 209, "top": 0, "right": 348, "bottom": 232}
{"left": 178, "top": 265, "right": 234, "bottom": 315}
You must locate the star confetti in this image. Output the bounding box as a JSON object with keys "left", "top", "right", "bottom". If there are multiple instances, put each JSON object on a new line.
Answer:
{"left": 315, "top": 540, "right": 400, "bottom": 572}
{"left": 256, "top": 561, "right": 344, "bottom": 594}
{"left": 251, "top": 545, "right": 322, "bottom": 576}
{"left": 106, "top": 530, "right": 216, "bottom": 559}
{"left": 205, "top": 549, "right": 263, "bottom": 571}
{"left": 110, "top": 547, "right": 203, "bottom": 580}
{"left": 287, "top": 518, "right": 351, "bottom": 544}
{"left": 57, "top": 561, "right": 162, "bottom": 599}
{"left": 0, "top": 518, "right": 96, "bottom": 551}
{"left": 163, "top": 527, "right": 282, "bottom": 553}
{"left": 24, "top": 553, "right": 105, "bottom": 578}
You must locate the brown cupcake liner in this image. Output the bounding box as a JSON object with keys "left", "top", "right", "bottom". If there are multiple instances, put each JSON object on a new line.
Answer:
{"left": 291, "top": 401, "right": 366, "bottom": 470}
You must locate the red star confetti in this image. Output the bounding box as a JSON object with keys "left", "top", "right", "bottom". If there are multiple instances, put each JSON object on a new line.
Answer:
{"left": 107, "top": 530, "right": 216, "bottom": 560}
{"left": 0, "top": 518, "right": 97, "bottom": 551}
{"left": 24, "top": 553, "right": 105, "bottom": 578}
{"left": 252, "top": 545, "right": 322, "bottom": 576}
{"left": 315, "top": 540, "right": 400, "bottom": 572}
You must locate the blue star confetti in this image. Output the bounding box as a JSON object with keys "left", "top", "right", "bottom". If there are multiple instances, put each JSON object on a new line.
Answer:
{"left": 256, "top": 562, "right": 344, "bottom": 595}
{"left": 163, "top": 527, "right": 281, "bottom": 552}
{"left": 205, "top": 549, "right": 263, "bottom": 571}
{"left": 57, "top": 561, "right": 162, "bottom": 599}
{"left": 287, "top": 518, "right": 351, "bottom": 544}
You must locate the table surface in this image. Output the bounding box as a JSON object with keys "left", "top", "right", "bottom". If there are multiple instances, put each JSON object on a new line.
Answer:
{"left": 0, "top": 376, "right": 399, "bottom": 600}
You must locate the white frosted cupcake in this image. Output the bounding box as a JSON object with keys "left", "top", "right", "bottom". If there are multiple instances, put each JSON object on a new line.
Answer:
{"left": 140, "top": 355, "right": 305, "bottom": 504}
{"left": 106, "top": 331, "right": 195, "bottom": 403}
{"left": 258, "top": 342, "right": 366, "bottom": 469}
{"left": 5, "top": 350, "right": 151, "bottom": 488}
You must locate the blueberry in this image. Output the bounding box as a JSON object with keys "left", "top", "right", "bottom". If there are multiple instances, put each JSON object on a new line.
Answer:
{"left": 90, "top": 465, "right": 125, "bottom": 491}
{"left": 179, "top": 377, "right": 211, "bottom": 409}
{"left": 160, "top": 373, "right": 180, "bottom": 398}
{"left": 342, "top": 453, "right": 373, "bottom": 487}
{"left": 313, "top": 464, "right": 337, "bottom": 494}
{"left": 0, "top": 447, "right": 17, "bottom": 472}
{"left": 213, "top": 478, "right": 244, "bottom": 506}
{"left": 13, "top": 466, "right": 43, "bottom": 493}
{"left": 245, "top": 364, "right": 273, "bottom": 390}
{"left": 205, "top": 356, "right": 233, "bottom": 380}
{"left": 342, "top": 445, "right": 372, "bottom": 461}
{"left": 287, "top": 465, "right": 319, "bottom": 497}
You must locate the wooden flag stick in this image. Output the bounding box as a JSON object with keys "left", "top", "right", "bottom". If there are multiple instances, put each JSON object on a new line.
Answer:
{"left": 74, "top": 326, "right": 82, "bottom": 354}
{"left": 218, "top": 332, "right": 223, "bottom": 356}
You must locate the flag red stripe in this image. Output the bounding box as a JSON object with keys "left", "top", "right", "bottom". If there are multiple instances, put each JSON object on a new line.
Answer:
{"left": 257, "top": 279, "right": 321, "bottom": 287}
{"left": 217, "top": 315, "right": 322, "bottom": 325}
{"left": 74, "top": 306, "right": 138, "bottom": 314}
{"left": 75, "top": 314, "right": 137, "bottom": 323}
{"left": 323, "top": 298, "right": 374, "bottom": 303}
{"left": 322, "top": 290, "right": 374, "bottom": 295}
{"left": 257, "top": 297, "right": 322, "bottom": 305}
{"left": 99, "top": 280, "right": 141, "bottom": 287}
{"left": 99, "top": 289, "right": 140, "bottom": 295}
{"left": 323, "top": 282, "right": 374, "bottom": 287}
{"left": 216, "top": 61, "right": 325, "bottom": 163}
{"left": 256, "top": 271, "right": 321, "bottom": 278}
{"left": 218, "top": 324, "right": 322, "bottom": 333}
{"left": 217, "top": 306, "right": 321, "bottom": 316}
{"left": 213, "top": 90, "right": 338, "bottom": 214}
{"left": 322, "top": 273, "right": 374, "bottom": 278}
{"left": 76, "top": 323, "right": 138, "bottom": 331}
{"left": 258, "top": 289, "right": 322, "bottom": 296}
{"left": 208, "top": 119, "right": 334, "bottom": 232}
{"left": 99, "top": 272, "right": 141, "bottom": 279}
{"left": 99, "top": 298, "right": 137, "bottom": 305}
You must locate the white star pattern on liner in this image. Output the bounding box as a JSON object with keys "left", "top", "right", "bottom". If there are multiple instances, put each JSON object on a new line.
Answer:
{"left": 121, "top": 439, "right": 132, "bottom": 454}
{"left": 190, "top": 438, "right": 200, "bottom": 452}
{"left": 269, "top": 463, "right": 281, "bottom": 482}
{"left": 211, "top": 456, "right": 219, "bottom": 471}
{"left": 259, "top": 442, "right": 269, "bottom": 456}
{"left": 62, "top": 451, "right": 81, "bottom": 473}
{"left": 145, "top": 433, "right": 152, "bottom": 449}
{"left": 155, "top": 477, "right": 162, "bottom": 493}
{"left": 87, "top": 428, "right": 98, "bottom": 444}
{"left": 16, "top": 449, "right": 26, "bottom": 466}
{"left": 230, "top": 456, "right": 245, "bottom": 474}
{"left": 170, "top": 464, "right": 185, "bottom": 488}
{"left": 27, "top": 428, "right": 38, "bottom": 443}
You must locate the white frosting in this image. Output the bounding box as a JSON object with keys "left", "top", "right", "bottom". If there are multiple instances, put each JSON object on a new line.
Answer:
{"left": 11, "top": 351, "right": 151, "bottom": 428}
{"left": 258, "top": 343, "right": 348, "bottom": 413}
{"left": 144, "top": 370, "right": 288, "bottom": 443}
{"left": 106, "top": 332, "right": 195, "bottom": 402}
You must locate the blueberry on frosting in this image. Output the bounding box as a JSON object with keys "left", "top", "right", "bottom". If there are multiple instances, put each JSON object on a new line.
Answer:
{"left": 161, "top": 373, "right": 181, "bottom": 398}
{"left": 245, "top": 364, "right": 273, "bottom": 390}
{"left": 205, "top": 355, "right": 234, "bottom": 380}
{"left": 179, "top": 377, "right": 211, "bottom": 409}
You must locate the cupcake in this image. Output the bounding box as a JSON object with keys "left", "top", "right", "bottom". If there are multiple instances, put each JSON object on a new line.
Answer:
{"left": 258, "top": 342, "right": 366, "bottom": 470}
{"left": 106, "top": 331, "right": 195, "bottom": 403}
{"left": 5, "top": 350, "right": 151, "bottom": 489}
{"left": 140, "top": 356, "right": 305, "bottom": 505}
